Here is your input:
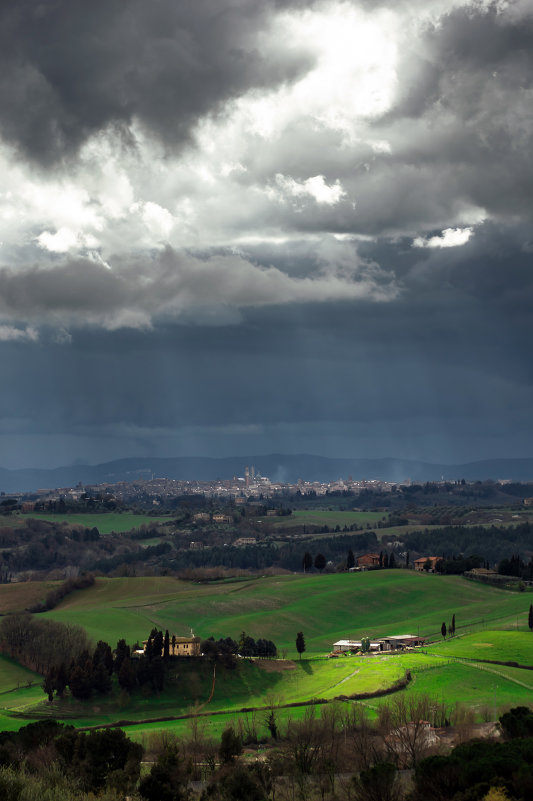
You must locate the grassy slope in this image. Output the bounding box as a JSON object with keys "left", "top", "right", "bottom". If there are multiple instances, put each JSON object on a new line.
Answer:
{"left": 43, "top": 571, "right": 532, "bottom": 654}
{"left": 2, "top": 572, "right": 533, "bottom": 734}
{"left": 11, "top": 512, "right": 172, "bottom": 534}
{"left": 0, "top": 655, "right": 41, "bottom": 694}
{"left": 264, "top": 510, "right": 386, "bottom": 528}
{"left": 425, "top": 630, "right": 533, "bottom": 665}
{"left": 0, "top": 581, "right": 61, "bottom": 615}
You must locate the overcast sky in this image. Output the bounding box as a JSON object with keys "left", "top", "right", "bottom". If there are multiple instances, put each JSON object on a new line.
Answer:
{"left": 0, "top": 0, "right": 532, "bottom": 469}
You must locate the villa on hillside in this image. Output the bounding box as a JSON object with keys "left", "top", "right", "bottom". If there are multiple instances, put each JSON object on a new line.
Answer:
{"left": 142, "top": 635, "right": 202, "bottom": 657}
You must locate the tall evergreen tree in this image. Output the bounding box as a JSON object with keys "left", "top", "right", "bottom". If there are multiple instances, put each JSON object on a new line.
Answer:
{"left": 389, "top": 552, "right": 396, "bottom": 569}
{"left": 441, "top": 622, "right": 447, "bottom": 639}
{"left": 302, "top": 552, "right": 313, "bottom": 573}
{"left": 529, "top": 605, "right": 533, "bottom": 631}
{"left": 163, "top": 630, "right": 170, "bottom": 661}
{"left": 314, "top": 553, "right": 326, "bottom": 573}
{"left": 296, "top": 631, "right": 306, "bottom": 660}
{"left": 451, "top": 613, "right": 456, "bottom": 636}
{"left": 347, "top": 549, "right": 355, "bottom": 570}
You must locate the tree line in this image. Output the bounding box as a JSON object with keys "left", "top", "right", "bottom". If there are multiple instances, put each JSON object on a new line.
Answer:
{"left": 1, "top": 697, "right": 532, "bottom": 799}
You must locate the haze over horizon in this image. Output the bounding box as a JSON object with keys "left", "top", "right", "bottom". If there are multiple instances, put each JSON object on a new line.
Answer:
{"left": 0, "top": 1, "right": 532, "bottom": 470}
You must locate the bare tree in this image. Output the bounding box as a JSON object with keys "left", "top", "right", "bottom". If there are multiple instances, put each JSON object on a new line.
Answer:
{"left": 379, "top": 695, "right": 443, "bottom": 768}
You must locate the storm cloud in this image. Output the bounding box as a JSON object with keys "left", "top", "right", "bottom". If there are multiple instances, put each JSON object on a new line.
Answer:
{"left": 0, "top": 0, "right": 532, "bottom": 469}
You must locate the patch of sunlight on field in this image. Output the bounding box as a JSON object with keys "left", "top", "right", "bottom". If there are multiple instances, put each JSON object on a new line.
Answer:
{"left": 425, "top": 630, "right": 533, "bottom": 665}
{"left": 398, "top": 660, "right": 533, "bottom": 713}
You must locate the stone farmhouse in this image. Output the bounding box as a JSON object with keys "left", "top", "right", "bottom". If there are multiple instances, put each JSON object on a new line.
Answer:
{"left": 142, "top": 635, "right": 201, "bottom": 657}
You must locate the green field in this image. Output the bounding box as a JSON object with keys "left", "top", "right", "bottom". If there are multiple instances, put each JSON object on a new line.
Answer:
{"left": 426, "top": 630, "right": 533, "bottom": 665}
{"left": 2, "top": 571, "right": 533, "bottom": 735}
{"left": 13, "top": 512, "right": 173, "bottom": 534}
{"left": 0, "top": 655, "right": 41, "bottom": 695}
{"left": 262, "top": 509, "right": 386, "bottom": 529}
{"left": 42, "top": 571, "right": 532, "bottom": 654}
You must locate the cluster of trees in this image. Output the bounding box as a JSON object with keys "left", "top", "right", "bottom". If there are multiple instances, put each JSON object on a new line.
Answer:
{"left": 412, "top": 708, "right": 533, "bottom": 800}
{"left": 0, "top": 720, "right": 142, "bottom": 797}
{"left": 201, "top": 633, "right": 277, "bottom": 663}
{"left": 434, "top": 554, "right": 485, "bottom": 574}
{"left": 302, "top": 552, "right": 326, "bottom": 572}
{"left": 0, "top": 516, "right": 137, "bottom": 580}
{"left": 167, "top": 532, "right": 379, "bottom": 575}
{"left": 498, "top": 552, "right": 533, "bottom": 579}
{"left": 0, "top": 614, "right": 91, "bottom": 674}
{"left": 440, "top": 614, "right": 456, "bottom": 639}
{"left": 43, "top": 640, "right": 114, "bottom": 701}
{"left": 42, "top": 626, "right": 193, "bottom": 702}
{"left": 404, "top": 522, "right": 533, "bottom": 569}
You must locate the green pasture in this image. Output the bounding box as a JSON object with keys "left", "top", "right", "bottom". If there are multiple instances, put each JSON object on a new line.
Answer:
{"left": 128, "top": 701, "right": 318, "bottom": 745}
{"left": 263, "top": 509, "right": 386, "bottom": 529}
{"left": 0, "top": 655, "right": 41, "bottom": 695}
{"left": 0, "top": 656, "right": 405, "bottom": 732}
{"left": 42, "top": 571, "right": 532, "bottom": 656}
{"left": 426, "top": 630, "right": 533, "bottom": 665}
{"left": 14, "top": 512, "right": 172, "bottom": 534}
{"left": 396, "top": 659, "right": 533, "bottom": 713}
{"left": 2, "top": 571, "right": 533, "bottom": 735}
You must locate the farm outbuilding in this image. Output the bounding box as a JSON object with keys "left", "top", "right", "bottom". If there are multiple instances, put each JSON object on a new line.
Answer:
{"left": 333, "top": 634, "right": 424, "bottom": 653}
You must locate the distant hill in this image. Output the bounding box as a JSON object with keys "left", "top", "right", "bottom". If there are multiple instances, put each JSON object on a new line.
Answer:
{"left": 1, "top": 454, "right": 533, "bottom": 493}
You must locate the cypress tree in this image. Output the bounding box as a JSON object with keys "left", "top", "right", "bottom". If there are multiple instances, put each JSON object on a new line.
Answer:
{"left": 529, "top": 605, "right": 533, "bottom": 631}
{"left": 296, "top": 631, "right": 306, "bottom": 660}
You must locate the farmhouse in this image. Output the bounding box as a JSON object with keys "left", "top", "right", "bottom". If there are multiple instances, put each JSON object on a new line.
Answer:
{"left": 357, "top": 552, "right": 380, "bottom": 568}
{"left": 143, "top": 635, "right": 201, "bottom": 657}
{"left": 414, "top": 556, "right": 441, "bottom": 572}
{"left": 333, "top": 634, "right": 424, "bottom": 653}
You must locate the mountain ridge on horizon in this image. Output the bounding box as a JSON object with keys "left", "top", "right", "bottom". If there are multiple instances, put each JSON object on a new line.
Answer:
{"left": 1, "top": 454, "right": 533, "bottom": 493}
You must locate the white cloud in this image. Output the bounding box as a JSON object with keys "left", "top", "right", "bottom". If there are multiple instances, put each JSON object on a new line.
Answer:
{"left": 412, "top": 227, "right": 473, "bottom": 249}
{"left": 0, "top": 325, "right": 38, "bottom": 343}
{"left": 271, "top": 173, "right": 347, "bottom": 206}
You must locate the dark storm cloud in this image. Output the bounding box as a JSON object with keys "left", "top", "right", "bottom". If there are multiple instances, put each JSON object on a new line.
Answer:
{"left": 365, "top": 4, "right": 533, "bottom": 226}
{"left": 1, "top": 0, "right": 533, "bottom": 468}
{"left": 0, "top": 0, "right": 315, "bottom": 165}
{"left": 0, "top": 241, "right": 395, "bottom": 328}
